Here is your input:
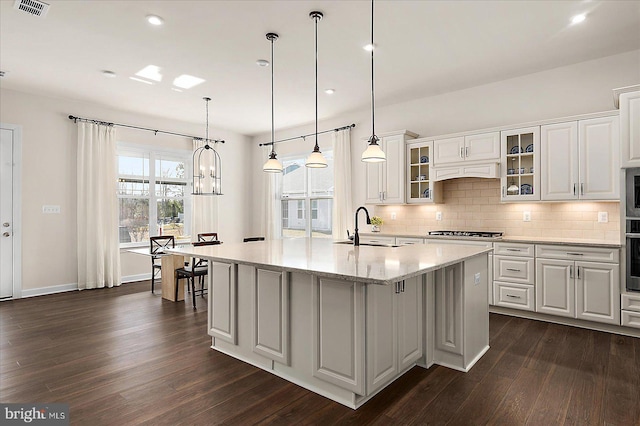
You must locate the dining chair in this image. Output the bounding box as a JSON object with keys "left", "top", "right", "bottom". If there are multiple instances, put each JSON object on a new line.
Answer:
{"left": 198, "top": 232, "right": 219, "bottom": 242}
{"left": 150, "top": 235, "right": 175, "bottom": 294}
{"left": 243, "top": 237, "right": 265, "bottom": 242}
{"left": 175, "top": 240, "right": 220, "bottom": 308}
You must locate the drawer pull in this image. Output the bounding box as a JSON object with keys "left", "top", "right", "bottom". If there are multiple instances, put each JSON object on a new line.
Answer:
{"left": 567, "top": 252, "right": 584, "bottom": 256}
{"left": 506, "top": 294, "right": 522, "bottom": 299}
{"left": 506, "top": 249, "right": 522, "bottom": 252}
{"left": 506, "top": 268, "right": 521, "bottom": 272}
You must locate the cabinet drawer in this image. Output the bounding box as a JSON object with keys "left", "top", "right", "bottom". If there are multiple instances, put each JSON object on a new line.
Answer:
{"left": 360, "top": 236, "right": 396, "bottom": 245}
{"left": 494, "top": 242, "right": 535, "bottom": 257}
{"left": 535, "top": 245, "right": 619, "bottom": 263}
{"left": 396, "top": 237, "right": 424, "bottom": 246}
{"left": 494, "top": 256, "right": 534, "bottom": 284}
{"left": 622, "top": 294, "right": 640, "bottom": 312}
{"left": 493, "top": 282, "right": 535, "bottom": 311}
{"left": 621, "top": 310, "right": 640, "bottom": 329}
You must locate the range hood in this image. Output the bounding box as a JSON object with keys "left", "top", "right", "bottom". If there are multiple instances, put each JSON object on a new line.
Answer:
{"left": 431, "top": 162, "right": 500, "bottom": 181}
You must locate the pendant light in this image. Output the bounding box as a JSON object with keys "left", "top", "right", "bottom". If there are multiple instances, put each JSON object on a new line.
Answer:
{"left": 192, "top": 97, "right": 223, "bottom": 195}
{"left": 263, "top": 32, "right": 284, "bottom": 173}
{"left": 361, "top": 0, "right": 385, "bottom": 163}
{"left": 305, "top": 11, "right": 328, "bottom": 168}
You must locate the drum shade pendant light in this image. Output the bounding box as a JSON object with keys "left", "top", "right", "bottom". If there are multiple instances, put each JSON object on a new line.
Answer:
{"left": 263, "top": 32, "right": 284, "bottom": 173}
{"left": 362, "top": 0, "right": 385, "bottom": 163}
{"left": 192, "top": 97, "right": 223, "bottom": 195}
{"left": 305, "top": 11, "right": 328, "bottom": 168}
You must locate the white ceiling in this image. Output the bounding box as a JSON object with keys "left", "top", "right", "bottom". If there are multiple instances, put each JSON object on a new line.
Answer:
{"left": 1, "top": 0, "right": 639, "bottom": 136}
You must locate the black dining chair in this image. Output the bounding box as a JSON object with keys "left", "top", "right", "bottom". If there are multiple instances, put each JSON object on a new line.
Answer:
{"left": 243, "top": 237, "right": 265, "bottom": 242}
{"left": 175, "top": 240, "right": 221, "bottom": 308}
{"left": 198, "top": 232, "right": 219, "bottom": 242}
{"left": 150, "top": 235, "right": 175, "bottom": 294}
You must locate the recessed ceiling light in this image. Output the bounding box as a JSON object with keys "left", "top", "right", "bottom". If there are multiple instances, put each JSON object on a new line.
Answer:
{"left": 173, "top": 74, "right": 205, "bottom": 89}
{"left": 102, "top": 70, "right": 117, "bottom": 78}
{"left": 146, "top": 15, "right": 164, "bottom": 26}
{"left": 135, "top": 65, "right": 162, "bottom": 82}
{"left": 256, "top": 59, "right": 270, "bottom": 67}
{"left": 129, "top": 76, "right": 154, "bottom": 85}
{"left": 363, "top": 43, "right": 375, "bottom": 52}
{"left": 324, "top": 88, "right": 335, "bottom": 94}
{"left": 571, "top": 14, "right": 586, "bottom": 25}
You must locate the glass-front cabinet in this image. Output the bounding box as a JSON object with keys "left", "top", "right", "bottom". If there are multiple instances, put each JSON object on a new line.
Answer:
{"left": 500, "top": 127, "right": 540, "bottom": 202}
{"left": 406, "top": 138, "right": 442, "bottom": 204}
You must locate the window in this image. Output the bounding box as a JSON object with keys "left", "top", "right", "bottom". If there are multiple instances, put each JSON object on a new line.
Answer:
{"left": 117, "top": 144, "right": 191, "bottom": 246}
{"left": 280, "top": 152, "right": 333, "bottom": 238}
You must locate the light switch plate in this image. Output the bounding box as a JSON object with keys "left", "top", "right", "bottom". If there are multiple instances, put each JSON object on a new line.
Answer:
{"left": 474, "top": 273, "right": 481, "bottom": 285}
{"left": 523, "top": 211, "right": 531, "bottom": 222}
{"left": 42, "top": 205, "right": 61, "bottom": 214}
{"left": 391, "top": 212, "right": 397, "bottom": 220}
{"left": 598, "top": 212, "right": 608, "bottom": 223}
{"left": 436, "top": 211, "right": 442, "bottom": 221}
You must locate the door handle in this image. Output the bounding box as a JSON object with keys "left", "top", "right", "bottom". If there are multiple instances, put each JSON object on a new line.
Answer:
{"left": 577, "top": 266, "right": 581, "bottom": 279}
{"left": 505, "top": 294, "right": 522, "bottom": 299}
{"left": 573, "top": 183, "right": 577, "bottom": 196}
{"left": 465, "top": 146, "right": 469, "bottom": 157}
{"left": 569, "top": 265, "right": 573, "bottom": 279}
{"left": 460, "top": 147, "right": 464, "bottom": 158}
{"left": 2, "top": 232, "right": 9, "bottom": 237}
{"left": 2, "top": 222, "right": 9, "bottom": 227}
{"left": 395, "top": 282, "right": 400, "bottom": 294}
{"left": 580, "top": 183, "right": 584, "bottom": 196}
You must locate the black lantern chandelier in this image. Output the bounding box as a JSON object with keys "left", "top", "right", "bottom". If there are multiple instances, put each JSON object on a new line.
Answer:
{"left": 192, "top": 97, "right": 223, "bottom": 195}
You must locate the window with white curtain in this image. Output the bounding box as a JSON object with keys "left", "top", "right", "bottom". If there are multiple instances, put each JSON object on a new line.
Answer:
{"left": 117, "top": 143, "right": 192, "bottom": 246}
{"left": 280, "top": 152, "right": 333, "bottom": 238}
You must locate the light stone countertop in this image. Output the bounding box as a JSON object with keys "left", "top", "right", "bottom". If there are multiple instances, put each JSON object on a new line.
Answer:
{"left": 360, "top": 232, "right": 621, "bottom": 248}
{"left": 168, "top": 237, "right": 491, "bottom": 286}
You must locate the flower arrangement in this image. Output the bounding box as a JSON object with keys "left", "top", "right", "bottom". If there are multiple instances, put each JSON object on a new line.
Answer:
{"left": 370, "top": 216, "right": 384, "bottom": 226}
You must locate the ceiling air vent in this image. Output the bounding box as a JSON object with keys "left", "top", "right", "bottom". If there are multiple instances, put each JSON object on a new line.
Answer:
{"left": 13, "top": 0, "right": 50, "bottom": 17}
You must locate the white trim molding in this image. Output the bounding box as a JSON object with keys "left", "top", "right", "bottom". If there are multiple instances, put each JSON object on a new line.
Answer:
{"left": 1, "top": 123, "right": 22, "bottom": 300}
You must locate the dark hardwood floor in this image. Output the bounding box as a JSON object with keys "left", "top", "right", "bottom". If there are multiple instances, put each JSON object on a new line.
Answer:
{"left": 1, "top": 281, "right": 638, "bottom": 425}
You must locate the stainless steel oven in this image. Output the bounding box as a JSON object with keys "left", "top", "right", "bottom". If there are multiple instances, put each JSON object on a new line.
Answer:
{"left": 625, "top": 168, "right": 640, "bottom": 217}
{"left": 625, "top": 219, "right": 640, "bottom": 292}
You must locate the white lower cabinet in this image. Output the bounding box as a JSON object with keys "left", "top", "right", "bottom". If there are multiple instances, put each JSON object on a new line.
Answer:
{"left": 366, "top": 276, "right": 422, "bottom": 394}
{"left": 395, "top": 237, "right": 424, "bottom": 246}
{"left": 209, "top": 262, "right": 237, "bottom": 344}
{"left": 252, "top": 269, "right": 289, "bottom": 365}
{"left": 492, "top": 242, "right": 535, "bottom": 311}
{"left": 622, "top": 294, "right": 640, "bottom": 329}
{"left": 359, "top": 235, "right": 396, "bottom": 245}
{"left": 535, "top": 245, "right": 620, "bottom": 325}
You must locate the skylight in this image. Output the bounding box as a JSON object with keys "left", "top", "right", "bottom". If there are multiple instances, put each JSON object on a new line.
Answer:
{"left": 135, "top": 65, "right": 163, "bottom": 82}
{"left": 173, "top": 74, "right": 205, "bottom": 89}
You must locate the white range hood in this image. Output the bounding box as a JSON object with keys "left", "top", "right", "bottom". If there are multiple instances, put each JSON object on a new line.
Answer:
{"left": 431, "top": 162, "right": 500, "bottom": 181}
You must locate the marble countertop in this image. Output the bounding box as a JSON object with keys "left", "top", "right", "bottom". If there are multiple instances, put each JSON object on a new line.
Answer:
{"left": 360, "top": 232, "right": 621, "bottom": 248}
{"left": 168, "top": 238, "right": 491, "bottom": 285}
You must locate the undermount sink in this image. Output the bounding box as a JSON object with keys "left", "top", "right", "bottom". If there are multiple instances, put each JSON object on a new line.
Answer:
{"left": 334, "top": 241, "right": 400, "bottom": 248}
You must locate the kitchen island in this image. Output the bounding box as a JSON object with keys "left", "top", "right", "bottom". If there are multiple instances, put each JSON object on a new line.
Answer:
{"left": 169, "top": 238, "right": 491, "bottom": 409}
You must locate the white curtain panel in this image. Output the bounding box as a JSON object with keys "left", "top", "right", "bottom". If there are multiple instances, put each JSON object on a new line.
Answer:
{"left": 76, "top": 122, "right": 121, "bottom": 289}
{"left": 191, "top": 139, "right": 218, "bottom": 241}
{"left": 262, "top": 146, "right": 282, "bottom": 240}
{"left": 332, "top": 128, "right": 354, "bottom": 239}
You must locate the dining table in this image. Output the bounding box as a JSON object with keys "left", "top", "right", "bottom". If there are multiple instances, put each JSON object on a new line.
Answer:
{"left": 127, "top": 246, "right": 189, "bottom": 302}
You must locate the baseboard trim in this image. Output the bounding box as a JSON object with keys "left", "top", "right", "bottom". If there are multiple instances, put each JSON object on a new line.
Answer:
{"left": 122, "top": 273, "right": 151, "bottom": 283}
{"left": 490, "top": 306, "right": 640, "bottom": 338}
{"left": 20, "top": 283, "right": 79, "bottom": 298}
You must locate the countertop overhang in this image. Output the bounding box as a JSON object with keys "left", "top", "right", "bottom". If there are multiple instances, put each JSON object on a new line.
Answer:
{"left": 168, "top": 238, "right": 491, "bottom": 285}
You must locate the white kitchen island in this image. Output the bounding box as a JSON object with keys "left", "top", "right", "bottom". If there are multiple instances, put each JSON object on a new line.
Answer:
{"left": 169, "top": 238, "right": 491, "bottom": 409}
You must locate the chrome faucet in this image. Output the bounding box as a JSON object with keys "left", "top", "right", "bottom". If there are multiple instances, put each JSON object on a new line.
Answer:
{"left": 354, "top": 206, "right": 371, "bottom": 246}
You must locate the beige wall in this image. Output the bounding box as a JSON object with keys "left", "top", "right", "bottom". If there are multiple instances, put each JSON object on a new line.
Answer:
{"left": 0, "top": 88, "right": 251, "bottom": 293}
{"left": 373, "top": 178, "right": 620, "bottom": 242}
{"left": 250, "top": 50, "right": 640, "bottom": 237}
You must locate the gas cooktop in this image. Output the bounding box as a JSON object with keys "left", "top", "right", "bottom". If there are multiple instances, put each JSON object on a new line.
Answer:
{"left": 428, "top": 231, "right": 503, "bottom": 239}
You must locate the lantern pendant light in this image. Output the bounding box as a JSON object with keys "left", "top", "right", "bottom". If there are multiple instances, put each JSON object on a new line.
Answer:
{"left": 305, "top": 11, "right": 328, "bottom": 168}
{"left": 361, "top": 0, "right": 386, "bottom": 163}
{"left": 263, "top": 32, "right": 284, "bottom": 173}
{"left": 192, "top": 97, "right": 223, "bottom": 195}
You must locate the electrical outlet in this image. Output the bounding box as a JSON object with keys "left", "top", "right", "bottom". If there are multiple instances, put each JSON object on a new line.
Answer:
{"left": 523, "top": 211, "right": 531, "bottom": 222}
{"left": 436, "top": 211, "right": 442, "bottom": 221}
{"left": 391, "top": 212, "right": 397, "bottom": 220}
{"left": 42, "top": 205, "right": 61, "bottom": 214}
{"left": 598, "top": 212, "right": 608, "bottom": 223}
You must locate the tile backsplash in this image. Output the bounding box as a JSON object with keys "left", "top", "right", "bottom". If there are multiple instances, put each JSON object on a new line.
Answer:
{"left": 373, "top": 178, "right": 620, "bottom": 242}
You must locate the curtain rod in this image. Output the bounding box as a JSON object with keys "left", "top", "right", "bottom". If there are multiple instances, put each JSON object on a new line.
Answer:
{"left": 68, "top": 115, "right": 225, "bottom": 144}
{"left": 258, "top": 123, "right": 355, "bottom": 147}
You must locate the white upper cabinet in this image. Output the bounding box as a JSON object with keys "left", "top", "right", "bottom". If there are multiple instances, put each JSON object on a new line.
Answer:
{"left": 500, "top": 126, "right": 540, "bottom": 202}
{"left": 433, "top": 132, "right": 500, "bottom": 166}
{"left": 540, "top": 116, "right": 619, "bottom": 201}
{"left": 365, "top": 130, "right": 417, "bottom": 204}
{"left": 620, "top": 90, "right": 640, "bottom": 168}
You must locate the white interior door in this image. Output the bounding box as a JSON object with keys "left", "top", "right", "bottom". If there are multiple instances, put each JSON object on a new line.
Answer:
{"left": 1, "top": 128, "right": 14, "bottom": 299}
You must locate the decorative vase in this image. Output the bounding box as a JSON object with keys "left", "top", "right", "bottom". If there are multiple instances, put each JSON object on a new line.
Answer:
{"left": 371, "top": 225, "right": 380, "bottom": 232}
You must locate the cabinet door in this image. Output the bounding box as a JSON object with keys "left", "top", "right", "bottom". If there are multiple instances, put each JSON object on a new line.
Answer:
{"left": 252, "top": 269, "right": 289, "bottom": 365}
{"left": 493, "top": 255, "right": 534, "bottom": 285}
{"left": 398, "top": 276, "right": 423, "bottom": 371}
{"left": 366, "top": 282, "right": 398, "bottom": 394}
{"left": 535, "top": 259, "right": 575, "bottom": 318}
{"left": 209, "top": 262, "right": 237, "bottom": 344}
{"left": 500, "top": 126, "right": 540, "bottom": 201}
{"left": 364, "top": 162, "right": 383, "bottom": 204}
{"left": 435, "top": 265, "right": 463, "bottom": 356}
{"left": 620, "top": 90, "right": 640, "bottom": 168}
{"left": 540, "top": 122, "right": 578, "bottom": 200}
{"left": 579, "top": 116, "right": 620, "bottom": 200}
{"left": 464, "top": 132, "right": 500, "bottom": 162}
{"left": 433, "top": 136, "right": 464, "bottom": 165}
{"left": 576, "top": 261, "right": 620, "bottom": 325}
{"left": 382, "top": 134, "right": 405, "bottom": 204}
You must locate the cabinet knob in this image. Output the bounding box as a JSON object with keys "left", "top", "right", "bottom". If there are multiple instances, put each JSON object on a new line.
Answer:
{"left": 2, "top": 232, "right": 9, "bottom": 238}
{"left": 2, "top": 222, "right": 9, "bottom": 228}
